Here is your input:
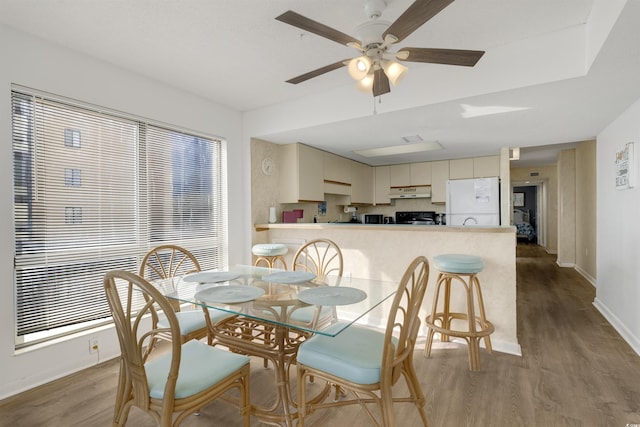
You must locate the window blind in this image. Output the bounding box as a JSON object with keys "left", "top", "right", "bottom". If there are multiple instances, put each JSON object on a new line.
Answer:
{"left": 11, "top": 88, "right": 228, "bottom": 348}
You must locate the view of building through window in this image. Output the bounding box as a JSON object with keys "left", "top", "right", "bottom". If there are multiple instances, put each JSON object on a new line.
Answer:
{"left": 11, "top": 89, "right": 227, "bottom": 348}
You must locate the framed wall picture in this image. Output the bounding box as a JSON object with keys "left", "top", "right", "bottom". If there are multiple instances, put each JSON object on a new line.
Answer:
{"left": 513, "top": 192, "right": 525, "bottom": 207}
{"left": 616, "top": 142, "right": 635, "bottom": 190}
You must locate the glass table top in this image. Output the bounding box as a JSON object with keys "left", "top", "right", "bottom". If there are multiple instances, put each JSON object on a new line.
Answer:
{"left": 152, "top": 264, "right": 398, "bottom": 337}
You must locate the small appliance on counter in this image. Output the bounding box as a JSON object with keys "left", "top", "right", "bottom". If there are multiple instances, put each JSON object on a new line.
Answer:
{"left": 282, "top": 209, "right": 304, "bottom": 223}
{"left": 344, "top": 205, "right": 360, "bottom": 222}
{"left": 360, "top": 214, "right": 384, "bottom": 224}
{"left": 395, "top": 211, "right": 437, "bottom": 225}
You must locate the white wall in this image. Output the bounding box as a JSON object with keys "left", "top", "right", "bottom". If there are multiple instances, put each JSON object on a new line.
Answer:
{"left": 594, "top": 95, "right": 640, "bottom": 356}
{"left": 0, "top": 24, "right": 251, "bottom": 398}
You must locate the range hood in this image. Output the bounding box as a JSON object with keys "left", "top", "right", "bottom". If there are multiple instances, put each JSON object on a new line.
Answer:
{"left": 389, "top": 185, "right": 431, "bottom": 199}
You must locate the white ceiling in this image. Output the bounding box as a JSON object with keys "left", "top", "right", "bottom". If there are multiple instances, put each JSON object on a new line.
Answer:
{"left": 1, "top": 0, "right": 639, "bottom": 167}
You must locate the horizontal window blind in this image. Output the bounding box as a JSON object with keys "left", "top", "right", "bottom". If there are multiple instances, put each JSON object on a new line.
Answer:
{"left": 12, "top": 89, "right": 228, "bottom": 348}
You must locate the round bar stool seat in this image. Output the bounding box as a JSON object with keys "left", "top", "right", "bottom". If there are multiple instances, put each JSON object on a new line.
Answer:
{"left": 252, "top": 243, "right": 288, "bottom": 269}
{"left": 424, "top": 254, "right": 494, "bottom": 371}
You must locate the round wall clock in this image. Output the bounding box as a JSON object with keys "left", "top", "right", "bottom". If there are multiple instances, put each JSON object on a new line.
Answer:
{"left": 261, "top": 157, "right": 276, "bottom": 176}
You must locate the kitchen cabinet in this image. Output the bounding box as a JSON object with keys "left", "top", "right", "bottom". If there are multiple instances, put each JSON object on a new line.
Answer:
{"left": 473, "top": 155, "right": 500, "bottom": 177}
{"left": 389, "top": 164, "right": 410, "bottom": 187}
{"left": 430, "top": 160, "right": 450, "bottom": 203}
{"left": 374, "top": 166, "right": 391, "bottom": 205}
{"left": 323, "top": 152, "right": 351, "bottom": 184}
{"left": 450, "top": 156, "right": 500, "bottom": 179}
{"left": 449, "top": 158, "right": 474, "bottom": 179}
{"left": 410, "top": 162, "right": 432, "bottom": 185}
{"left": 351, "top": 161, "right": 373, "bottom": 204}
{"left": 279, "top": 143, "right": 324, "bottom": 203}
{"left": 390, "top": 162, "right": 432, "bottom": 186}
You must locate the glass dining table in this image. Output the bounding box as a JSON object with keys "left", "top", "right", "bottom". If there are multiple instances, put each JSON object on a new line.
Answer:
{"left": 152, "top": 264, "right": 399, "bottom": 427}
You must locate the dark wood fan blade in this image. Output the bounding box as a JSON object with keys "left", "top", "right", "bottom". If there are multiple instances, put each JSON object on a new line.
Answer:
{"left": 383, "top": 0, "right": 454, "bottom": 44}
{"left": 398, "top": 47, "right": 485, "bottom": 66}
{"left": 276, "top": 10, "right": 361, "bottom": 47}
{"left": 373, "top": 68, "right": 391, "bottom": 97}
{"left": 285, "top": 60, "right": 349, "bottom": 84}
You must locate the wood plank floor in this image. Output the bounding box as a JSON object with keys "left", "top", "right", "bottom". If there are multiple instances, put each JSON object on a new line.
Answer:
{"left": 2, "top": 244, "right": 640, "bottom": 426}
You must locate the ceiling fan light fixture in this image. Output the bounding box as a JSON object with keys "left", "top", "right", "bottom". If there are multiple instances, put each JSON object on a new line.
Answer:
{"left": 383, "top": 60, "right": 408, "bottom": 85}
{"left": 348, "top": 56, "right": 372, "bottom": 80}
{"left": 355, "top": 73, "right": 374, "bottom": 93}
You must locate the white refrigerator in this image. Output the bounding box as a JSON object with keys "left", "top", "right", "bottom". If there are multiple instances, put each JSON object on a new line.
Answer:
{"left": 446, "top": 177, "right": 500, "bottom": 226}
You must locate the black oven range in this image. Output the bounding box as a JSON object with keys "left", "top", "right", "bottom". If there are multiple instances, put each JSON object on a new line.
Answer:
{"left": 395, "top": 211, "right": 437, "bottom": 225}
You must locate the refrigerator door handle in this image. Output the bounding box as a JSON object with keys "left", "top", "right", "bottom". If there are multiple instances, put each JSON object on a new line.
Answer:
{"left": 462, "top": 216, "right": 479, "bottom": 226}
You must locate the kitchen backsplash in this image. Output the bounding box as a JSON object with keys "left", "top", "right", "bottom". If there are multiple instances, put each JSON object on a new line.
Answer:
{"left": 283, "top": 195, "right": 444, "bottom": 223}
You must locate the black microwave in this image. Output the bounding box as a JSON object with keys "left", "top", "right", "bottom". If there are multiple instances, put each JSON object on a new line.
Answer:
{"left": 361, "top": 214, "right": 384, "bottom": 224}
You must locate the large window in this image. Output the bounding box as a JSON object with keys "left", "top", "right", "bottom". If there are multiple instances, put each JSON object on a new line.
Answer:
{"left": 11, "top": 88, "right": 228, "bottom": 348}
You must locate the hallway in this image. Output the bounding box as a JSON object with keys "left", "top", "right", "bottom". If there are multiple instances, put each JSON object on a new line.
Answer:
{"left": 508, "top": 243, "right": 640, "bottom": 425}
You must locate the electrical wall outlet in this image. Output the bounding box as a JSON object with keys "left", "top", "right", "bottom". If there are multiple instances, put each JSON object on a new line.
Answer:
{"left": 89, "top": 337, "right": 99, "bottom": 354}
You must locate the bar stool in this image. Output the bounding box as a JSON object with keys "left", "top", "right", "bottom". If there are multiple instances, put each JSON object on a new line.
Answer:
{"left": 424, "top": 254, "right": 494, "bottom": 371}
{"left": 252, "top": 243, "right": 288, "bottom": 269}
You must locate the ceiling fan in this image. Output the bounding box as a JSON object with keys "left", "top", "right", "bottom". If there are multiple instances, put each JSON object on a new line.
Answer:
{"left": 276, "top": 0, "right": 485, "bottom": 97}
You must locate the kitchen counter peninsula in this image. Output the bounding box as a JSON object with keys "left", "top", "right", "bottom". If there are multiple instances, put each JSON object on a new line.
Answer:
{"left": 254, "top": 222, "right": 520, "bottom": 356}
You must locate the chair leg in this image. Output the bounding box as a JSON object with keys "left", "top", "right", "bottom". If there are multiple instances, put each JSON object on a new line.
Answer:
{"left": 424, "top": 326, "right": 437, "bottom": 358}
{"left": 424, "top": 273, "right": 445, "bottom": 357}
{"left": 113, "top": 358, "right": 132, "bottom": 426}
{"left": 297, "top": 367, "right": 308, "bottom": 427}
{"left": 472, "top": 275, "right": 493, "bottom": 354}
{"left": 242, "top": 368, "right": 251, "bottom": 427}
{"left": 380, "top": 383, "right": 396, "bottom": 427}
{"left": 401, "top": 359, "right": 429, "bottom": 426}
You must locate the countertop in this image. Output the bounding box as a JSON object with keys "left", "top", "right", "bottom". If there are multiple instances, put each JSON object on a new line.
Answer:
{"left": 255, "top": 223, "right": 515, "bottom": 233}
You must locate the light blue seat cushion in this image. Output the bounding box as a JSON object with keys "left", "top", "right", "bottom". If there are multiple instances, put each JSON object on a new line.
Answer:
{"left": 297, "top": 321, "right": 393, "bottom": 385}
{"left": 145, "top": 340, "right": 249, "bottom": 399}
{"left": 252, "top": 243, "right": 288, "bottom": 257}
{"left": 157, "top": 309, "right": 231, "bottom": 335}
{"left": 433, "top": 254, "right": 484, "bottom": 274}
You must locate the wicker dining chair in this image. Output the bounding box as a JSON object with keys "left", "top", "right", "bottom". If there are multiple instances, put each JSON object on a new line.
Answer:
{"left": 140, "top": 244, "right": 229, "bottom": 349}
{"left": 296, "top": 256, "right": 430, "bottom": 427}
{"left": 103, "top": 270, "right": 251, "bottom": 427}
{"left": 288, "top": 238, "right": 344, "bottom": 330}
{"left": 291, "top": 238, "right": 343, "bottom": 284}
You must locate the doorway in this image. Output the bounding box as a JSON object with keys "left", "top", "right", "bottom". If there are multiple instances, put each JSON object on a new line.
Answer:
{"left": 512, "top": 182, "right": 545, "bottom": 246}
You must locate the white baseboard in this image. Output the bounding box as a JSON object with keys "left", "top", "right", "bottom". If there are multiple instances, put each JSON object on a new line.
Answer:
{"left": 556, "top": 261, "right": 575, "bottom": 268}
{"left": 574, "top": 265, "right": 596, "bottom": 287}
{"left": 593, "top": 298, "right": 640, "bottom": 357}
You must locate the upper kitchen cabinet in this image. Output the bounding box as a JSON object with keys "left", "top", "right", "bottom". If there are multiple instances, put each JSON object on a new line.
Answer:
{"left": 473, "top": 155, "right": 500, "bottom": 177}
{"left": 430, "top": 160, "right": 450, "bottom": 203}
{"left": 323, "top": 151, "right": 351, "bottom": 184}
{"left": 410, "top": 162, "right": 432, "bottom": 186}
{"left": 374, "top": 166, "right": 391, "bottom": 205}
{"left": 389, "top": 162, "right": 432, "bottom": 186}
{"left": 449, "top": 158, "right": 474, "bottom": 179}
{"left": 279, "top": 143, "right": 324, "bottom": 203}
{"left": 351, "top": 161, "right": 373, "bottom": 204}
{"left": 389, "top": 164, "right": 410, "bottom": 187}
{"left": 450, "top": 156, "right": 500, "bottom": 179}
